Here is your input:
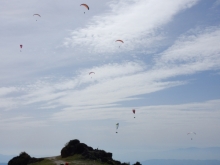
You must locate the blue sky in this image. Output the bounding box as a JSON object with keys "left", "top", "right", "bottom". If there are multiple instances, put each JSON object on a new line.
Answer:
{"left": 0, "top": 0, "right": 220, "bottom": 162}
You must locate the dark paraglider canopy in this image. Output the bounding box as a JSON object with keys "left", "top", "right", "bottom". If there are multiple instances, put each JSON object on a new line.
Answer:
{"left": 33, "top": 14, "right": 41, "bottom": 21}
{"left": 132, "top": 109, "right": 136, "bottom": 118}
{"left": 116, "top": 123, "right": 119, "bottom": 133}
{"left": 89, "top": 72, "right": 95, "bottom": 78}
{"left": 20, "top": 44, "right": 22, "bottom": 52}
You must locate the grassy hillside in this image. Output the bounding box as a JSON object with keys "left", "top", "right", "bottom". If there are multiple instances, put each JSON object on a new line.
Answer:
{"left": 30, "top": 154, "right": 113, "bottom": 165}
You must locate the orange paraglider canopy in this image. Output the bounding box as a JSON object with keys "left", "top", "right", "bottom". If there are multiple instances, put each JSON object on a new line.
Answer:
{"left": 115, "top": 40, "right": 124, "bottom": 43}
{"left": 80, "top": 4, "right": 89, "bottom": 10}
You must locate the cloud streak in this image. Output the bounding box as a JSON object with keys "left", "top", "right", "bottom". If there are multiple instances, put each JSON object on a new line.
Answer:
{"left": 64, "top": 0, "right": 199, "bottom": 53}
{"left": 1, "top": 25, "right": 220, "bottom": 122}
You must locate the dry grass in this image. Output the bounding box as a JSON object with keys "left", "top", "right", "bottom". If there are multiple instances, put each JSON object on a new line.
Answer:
{"left": 30, "top": 154, "right": 111, "bottom": 165}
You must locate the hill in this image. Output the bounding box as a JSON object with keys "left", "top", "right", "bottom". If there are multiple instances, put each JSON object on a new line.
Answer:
{"left": 7, "top": 139, "right": 130, "bottom": 165}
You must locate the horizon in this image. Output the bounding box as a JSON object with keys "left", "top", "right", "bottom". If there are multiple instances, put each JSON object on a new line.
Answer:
{"left": 0, "top": 0, "right": 220, "bottom": 163}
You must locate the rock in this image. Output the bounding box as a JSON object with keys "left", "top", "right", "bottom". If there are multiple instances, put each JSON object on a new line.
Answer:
{"left": 61, "top": 139, "right": 116, "bottom": 164}
{"left": 8, "top": 152, "right": 44, "bottom": 165}
{"left": 8, "top": 152, "right": 30, "bottom": 165}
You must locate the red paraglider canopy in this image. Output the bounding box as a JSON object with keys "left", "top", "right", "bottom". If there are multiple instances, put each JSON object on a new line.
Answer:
{"left": 132, "top": 109, "right": 135, "bottom": 114}
{"left": 132, "top": 109, "right": 136, "bottom": 118}
{"left": 20, "top": 45, "right": 22, "bottom": 48}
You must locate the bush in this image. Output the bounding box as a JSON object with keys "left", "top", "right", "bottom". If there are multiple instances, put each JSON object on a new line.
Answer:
{"left": 133, "top": 161, "right": 141, "bottom": 165}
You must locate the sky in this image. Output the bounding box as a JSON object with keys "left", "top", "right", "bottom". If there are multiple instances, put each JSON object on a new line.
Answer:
{"left": 0, "top": 0, "right": 220, "bottom": 163}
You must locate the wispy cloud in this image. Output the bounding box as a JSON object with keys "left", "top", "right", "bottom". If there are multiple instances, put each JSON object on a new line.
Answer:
{"left": 0, "top": 87, "right": 18, "bottom": 96}
{"left": 64, "top": 0, "right": 199, "bottom": 53}
{"left": 1, "top": 25, "right": 220, "bottom": 119}
{"left": 155, "top": 26, "right": 220, "bottom": 74}
{"left": 0, "top": 115, "right": 48, "bottom": 130}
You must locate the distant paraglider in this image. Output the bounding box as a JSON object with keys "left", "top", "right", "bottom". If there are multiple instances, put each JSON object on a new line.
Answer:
{"left": 33, "top": 14, "right": 41, "bottom": 21}
{"left": 132, "top": 109, "right": 135, "bottom": 118}
{"left": 115, "top": 40, "right": 124, "bottom": 43}
{"left": 20, "top": 45, "right": 22, "bottom": 52}
{"left": 187, "top": 132, "right": 196, "bottom": 140}
{"left": 116, "top": 123, "right": 119, "bottom": 133}
{"left": 89, "top": 72, "right": 95, "bottom": 78}
{"left": 115, "top": 40, "right": 124, "bottom": 48}
{"left": 80, "top": 4, "right": 89, "bottom": 14}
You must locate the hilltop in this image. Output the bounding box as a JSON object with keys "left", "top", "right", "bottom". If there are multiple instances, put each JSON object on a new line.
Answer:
{"left": 8, "top": 139, "right": 136, "bottom": 165}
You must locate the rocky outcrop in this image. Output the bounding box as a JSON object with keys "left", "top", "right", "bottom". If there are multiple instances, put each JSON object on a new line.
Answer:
{"left": 8, "top": 139, "right": 129, "bottom": 165}
{"left": 8, "top": 152, "right": 44, "bottom": 165}
{"left": 61, "top": 140, "right": 94, "bottom": 157}
{"left": 61, "top": 139, "right": 120, "bottom": 164}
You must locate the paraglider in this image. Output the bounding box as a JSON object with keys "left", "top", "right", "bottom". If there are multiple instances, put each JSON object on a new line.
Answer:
{"left": 187, "top": 132, "right": 196, "bottom": 140}
{"left": 89, "top": 72, "right": 95, "bottom": 78}
{"left": 115, "top": 40, "right": 124, "bottom": 43}
{"left": 116, "top": 123, "right": 119, "bottom": 133}
{"left": 80, "top": 4, "right": 89, "bottom": 14}
{"left": 20, "top": 45, "right": 22, "bottom": 52}
{"left": 115, "top": 40, "right": 124, "bottom": 48}
{"left": 33, "top": 14, "right": 41, "bottom": 21}
{"left": 132, "top": 109, "right": 135, "bottom": 118}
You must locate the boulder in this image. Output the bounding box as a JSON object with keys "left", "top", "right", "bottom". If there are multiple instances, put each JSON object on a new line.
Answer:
{"left": 8, "top": 152, "right": 44, "bottom": 165}
{"left": 61, "top": 139, "right": 114, "bottom": 163}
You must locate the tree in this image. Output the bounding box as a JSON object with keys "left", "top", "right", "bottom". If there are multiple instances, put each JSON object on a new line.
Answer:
{"left": 133, "top": 161, "right": 142, "bottom": 165}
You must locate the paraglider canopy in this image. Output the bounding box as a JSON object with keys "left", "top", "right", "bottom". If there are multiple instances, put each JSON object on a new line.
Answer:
{"left": 132, "top": 109, "right": 135, "bottom": 118}
{"left": 187, "top": 132, "right": 196, "bottom": 140}
{"left": 33, "top": 14, "right": 41, "bottom": 17}
{"left": 80, "top": 4, "right": 89, "bottom": 14}
{"left": 33, "top": 14, "right": 41, "bottom": 21}
{"left": 89, "top": 72, "right": 95, "bottom": 78}
{"left": 115, "top": 40, "right": 124, "bottom": 48}
{"left": 20, "top": 44, "right": 22, "bottom": 52}
{"left": 187, "top": 132, "right": 196, "bottom": 135}
{"left": 80, "top": 4, "right": 89, "bottom": 10}
{"left": 115, "top": 40, "right": 124, "bottom": 43}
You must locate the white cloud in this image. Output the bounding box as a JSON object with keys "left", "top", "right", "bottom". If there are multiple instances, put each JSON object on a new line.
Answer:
{"left": 1, "top": 26, "right": 220, "bottom": 119}
{"left": 0, "top": 115, "right": 48, "bottom": 130}
{"left": 64, "top": 0, "right": 199, "bottom": 53}
{"left": 0, "top": 87, "right": 18, "bottom": 96}
{"left": 155, "top": 26, "right": 220, "bottom": 74}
